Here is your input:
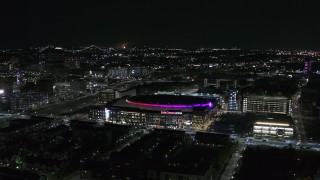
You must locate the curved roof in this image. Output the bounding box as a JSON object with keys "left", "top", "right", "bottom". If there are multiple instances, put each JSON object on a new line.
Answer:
{"left": 127, "top": 95, "right": 213, "bottom": 109}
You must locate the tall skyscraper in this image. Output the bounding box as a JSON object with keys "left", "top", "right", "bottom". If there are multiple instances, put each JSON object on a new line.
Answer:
{"left": 227, "top": 89, "right": 239, "bottom": 111}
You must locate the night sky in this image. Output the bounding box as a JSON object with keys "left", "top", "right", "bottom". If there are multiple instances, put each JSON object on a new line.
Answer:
{"left": 1, "top": 0, "right": 320, "bottom": 49}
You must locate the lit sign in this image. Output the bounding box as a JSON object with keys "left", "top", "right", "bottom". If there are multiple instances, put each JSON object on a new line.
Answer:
{"left": 0, "top": 89, "right": 4, "bottom": 94}
{"left": 127, "top": 100, "right": 213, "bottom": 109}
{"left": 255, "top": 122, "right": 290, "bottom": 127}
{"left": 161, "top": 111, "right": 182, "bottom": 115}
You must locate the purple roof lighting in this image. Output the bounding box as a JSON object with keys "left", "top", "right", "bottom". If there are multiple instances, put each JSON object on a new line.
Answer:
{"left": 126, "top": 100, "right": 213, "bottom": 109}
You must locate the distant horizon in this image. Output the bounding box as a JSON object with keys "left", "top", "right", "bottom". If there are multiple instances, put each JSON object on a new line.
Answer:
{"left": 1, "top": 44, "right": 320, "bottom": 51}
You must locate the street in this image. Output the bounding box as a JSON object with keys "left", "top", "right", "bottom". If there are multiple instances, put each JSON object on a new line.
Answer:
{"left": 34, "top": 93, "right": 99, "bottom": 116}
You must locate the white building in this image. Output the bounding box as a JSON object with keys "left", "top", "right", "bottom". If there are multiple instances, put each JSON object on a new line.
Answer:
{"left": 253, "top": 119, "right": 294, "bottom": 139}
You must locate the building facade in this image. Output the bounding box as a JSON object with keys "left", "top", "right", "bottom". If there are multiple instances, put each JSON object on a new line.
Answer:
{"left": 103, "top": 95, "right": 216, "bottom": 129}
{"left": 108, "top": 68, "right": 128, "bottom": 78}
{"left": 10, "top": 92, "right": 49, "bottom": 111}
{"left": 89, "top": 106, "right": 108, "bottom": 121}
{"left": 253, "top": 120, "right": 294, "bottom": 139}
{"left": 227, "top": 89, "right": 239, "bottom": 111}
{"left": 242, "top": 96, "right": 291, "bottom": 115}
{"left": 107, "top": 108, "right": 207, "bottom": 129}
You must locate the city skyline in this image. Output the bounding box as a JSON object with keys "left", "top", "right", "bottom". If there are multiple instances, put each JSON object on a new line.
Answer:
{"left": 1, "top": 1, "right": 320, "bottom": 179}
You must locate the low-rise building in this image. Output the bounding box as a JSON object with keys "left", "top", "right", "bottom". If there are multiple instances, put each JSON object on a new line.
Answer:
{"left": 0, "top": 116, "right": 52, "bottom": 142}
{"left": 253, "top": 117, "right": 294, "bottom": 139}
{"left": 10, "top": 92, "right": 49, "bottom": 111}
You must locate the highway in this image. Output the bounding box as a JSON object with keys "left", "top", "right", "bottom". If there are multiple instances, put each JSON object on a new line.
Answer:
{"left": 33, "top": 93, "right": 99, "bottom": 116}
{"left": 29, "top": 79, "right": 141, "bottom": 117}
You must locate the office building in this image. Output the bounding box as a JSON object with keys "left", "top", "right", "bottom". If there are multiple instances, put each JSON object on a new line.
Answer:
{"left": 242, "top": 96, "right": 290, "bottom": 114}
{"left": 108, "top": 68, "right": 128, "bottom": 78}
{"left": 10, "top": 92, "right": 49, "bottom": 111}
{"left": 227, "top": 89, "right": 239, "bottom": 111}
{"left": 89, "top": 106, "right": 108, "bottom": 121}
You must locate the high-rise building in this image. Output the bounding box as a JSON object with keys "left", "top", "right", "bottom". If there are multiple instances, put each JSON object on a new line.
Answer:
{"left": 39, "top": 46, "right": 67, "bottom": 80}
{"left": 304, "top": 61, "right": 312, "bottom": 74}
{"left": 227, "top": 89, "right": 239, "bottom": 111}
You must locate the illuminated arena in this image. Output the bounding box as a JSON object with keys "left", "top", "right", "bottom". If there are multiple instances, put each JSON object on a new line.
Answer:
{"left": 105, "top": 95, "right": 217, "bottom": 129}
{"left": 126, "top": 95, "right": 213, "bottom": 109}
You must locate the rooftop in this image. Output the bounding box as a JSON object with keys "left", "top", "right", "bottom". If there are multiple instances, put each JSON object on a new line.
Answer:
{"left": 127, "top": 95, "right": 213, "bottom": 109}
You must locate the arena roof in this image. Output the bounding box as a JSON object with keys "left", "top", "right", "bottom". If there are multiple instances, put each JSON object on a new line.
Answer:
{"left": 126, "top": 95, "right": 213, "bottom": 109}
